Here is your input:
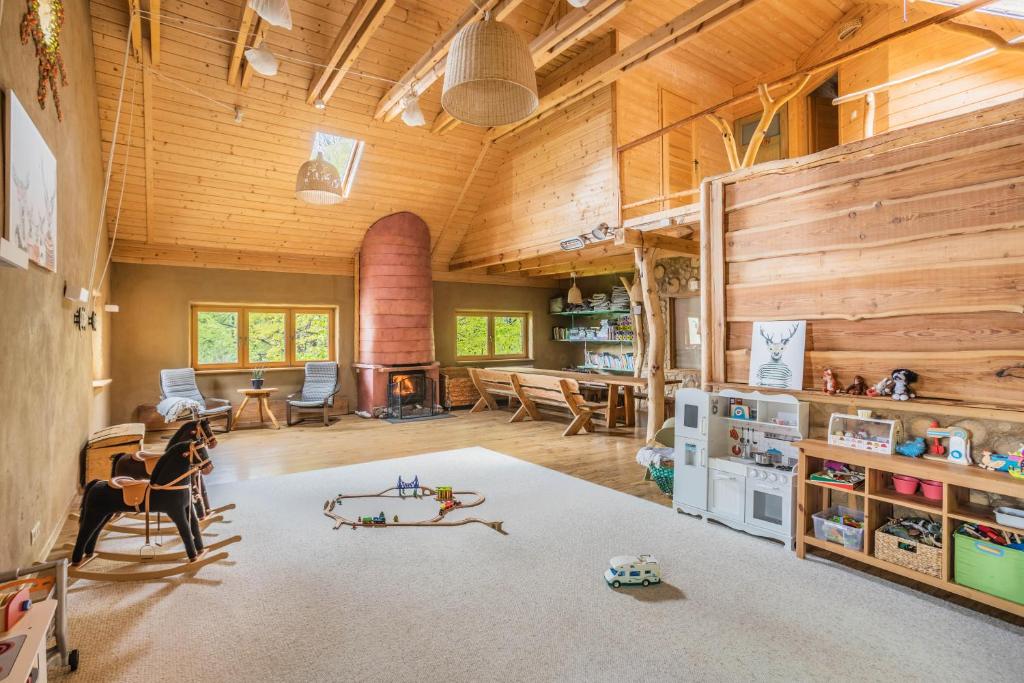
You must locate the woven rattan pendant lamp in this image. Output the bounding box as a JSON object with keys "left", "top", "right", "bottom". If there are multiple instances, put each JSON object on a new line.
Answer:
{"left": 295, "top": 153, "right": 343, "bottom": 205}
{"left": 442, "top": 12, "right": 538, "bottom": 127}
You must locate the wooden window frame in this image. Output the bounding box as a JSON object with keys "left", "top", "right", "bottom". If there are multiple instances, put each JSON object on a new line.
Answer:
{"left": 455, "top": 310, "right": 530, "bottom": 362}
{"left": 191, "top": 304, "right": 336, "bottom": 370}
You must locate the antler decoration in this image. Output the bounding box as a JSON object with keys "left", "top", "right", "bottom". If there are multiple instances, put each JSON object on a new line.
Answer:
{"left": 781, "top": 323, "right": 800, "bottom": 344}
{"left": 20, "top": 0, "right": 69, "bottom": 121}
{"left": 759, "top": 326, "right": 775, "bottom": 345}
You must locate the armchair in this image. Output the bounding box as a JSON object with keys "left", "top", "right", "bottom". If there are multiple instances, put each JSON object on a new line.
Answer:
{"left": 159, "top": 368, "right": 233, "bottom": 433}
{"left": 287, "top": 362, "right": 341, "bottom": 427}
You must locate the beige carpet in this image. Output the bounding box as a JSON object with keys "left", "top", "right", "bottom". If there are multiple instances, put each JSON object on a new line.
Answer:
{"left": 56, "top": 447, "right": 1022, "bottom": 682}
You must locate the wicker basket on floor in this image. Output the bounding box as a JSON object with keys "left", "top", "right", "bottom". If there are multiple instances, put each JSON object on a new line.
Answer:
{"left": 648, "top": 463, "right": 674, "bottom": 496}
{"left": 875, "top": 523, "right": 943, "bottom": 578}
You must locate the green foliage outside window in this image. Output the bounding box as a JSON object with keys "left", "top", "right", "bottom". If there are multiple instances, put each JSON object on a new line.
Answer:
{"left": 456, "top": 315, "right": 488, "bottom": 357}
{"left": 248, "top": 312, "right": 287, "bottom": 363}
{"left": 295, "top": 312, "right": 330, "bottom": 361}
{"left": 494, "top": 316, "right": 525, "bottom": 356}
{"left": 197, "top": 311, "right": 238, "bottom": 365}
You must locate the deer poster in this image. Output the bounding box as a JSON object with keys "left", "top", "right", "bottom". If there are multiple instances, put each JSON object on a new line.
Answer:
{"left": 749, "top": 321, "right": 806, "bottom": 390}
{"left": 6, "top": 90, "right": 57, "bottom": 271}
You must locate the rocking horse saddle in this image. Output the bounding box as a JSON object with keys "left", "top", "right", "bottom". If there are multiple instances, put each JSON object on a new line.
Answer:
{"left": 132, "top": 449, "right": 165, "bottom": 476}
{"left": 109, "top": 476, "right": 150, "bottom": 508}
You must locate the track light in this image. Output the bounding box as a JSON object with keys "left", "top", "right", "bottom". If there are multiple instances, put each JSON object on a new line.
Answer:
{"left": 401, "top": 95, "right": 426, "bottom": 127}
{"left": 560, "top": 236, "right": 586, "bottom": 251}
{"left": 314, "top": 98, "right": 326, "bottom": 111}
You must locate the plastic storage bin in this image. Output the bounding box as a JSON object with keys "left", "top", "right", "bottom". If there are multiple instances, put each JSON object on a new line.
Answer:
{"left": 954, "top": 533, "right": 1024, "bottom": 605}
{"left": 812, "top": 506, "right": 866, "bottom": 551}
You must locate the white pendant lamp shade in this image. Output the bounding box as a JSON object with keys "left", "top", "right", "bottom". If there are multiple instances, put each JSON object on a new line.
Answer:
{"left": 401, "top": 95, "right": 426, "bottom": 127}
{"left": 244, "top": 45, "right": 279, "bottom": 76}
{"left": 295, "top": 153, "right": 343, "bottom": 205}
{"left": 247, "top": 0, "right": 293, "bottom": 30}
{"left": 567, "top": 272, "right": 583, "bottom": 305}
{"left": 442, "top": 15, "right": 538, "bottom": 127}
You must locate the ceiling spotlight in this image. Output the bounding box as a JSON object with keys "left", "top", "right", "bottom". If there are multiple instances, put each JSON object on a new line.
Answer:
{"left": 589, "top": 222, "right": 612, "bottom": 241}
{"left": 567, "top": 0, "right": 592, "bottom": 7}
{"left": 234, "top": 106, "right": 244, "bottom": 124}
{"left": 314, "top": 98, "right": 326, "bottom": 111}
{"left": 401, "top": 95, "right": 426, "bottom": 127}
{"left": 244, "top": 44, "right": 279, "bottom": 76}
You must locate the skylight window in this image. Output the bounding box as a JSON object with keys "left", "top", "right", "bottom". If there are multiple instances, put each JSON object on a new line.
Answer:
{"left": 311, "top": 131, "right": 364, "bottom": 199}
{"left": 920, "top": 1, "right": 1024, "bottom": 20}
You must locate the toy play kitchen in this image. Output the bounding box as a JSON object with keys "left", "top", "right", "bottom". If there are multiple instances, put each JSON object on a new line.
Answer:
{"left": 673, "top": 388, "right": 808, "bottom": 546}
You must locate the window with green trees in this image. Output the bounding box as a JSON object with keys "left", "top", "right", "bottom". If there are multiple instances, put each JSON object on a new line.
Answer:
{"left": 455, "top": 312, "right": 528, "bottom": 360}
{"left": 192, "top": 305, "right": 335, "bottom": 369}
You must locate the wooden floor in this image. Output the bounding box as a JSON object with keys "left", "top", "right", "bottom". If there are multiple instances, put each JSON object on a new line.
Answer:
{"left": 201, "top": 408, "right": 666, "bottom": 505}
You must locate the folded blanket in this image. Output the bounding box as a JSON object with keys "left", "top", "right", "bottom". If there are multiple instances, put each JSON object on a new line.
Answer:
{"left": 156, "top": 397, "right": 202, "bottom": 422}
{"left": 636, "top": 445, "right": 674, "bottom": 469}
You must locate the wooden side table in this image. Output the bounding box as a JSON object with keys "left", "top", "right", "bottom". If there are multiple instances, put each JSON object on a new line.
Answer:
{"left": 235, "top": 388, "right": 280, "bottom": 429}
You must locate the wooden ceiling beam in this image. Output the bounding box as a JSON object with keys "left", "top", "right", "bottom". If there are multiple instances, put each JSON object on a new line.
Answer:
{"left": 615, "top": 229, "right": 700, "bottom": 257}
{"left": 432, "top": 0, "right": 628, "bottom": 134}
{"left": 127, "top": 0, "right": 143, "bottom": 61}
{"left": 489, "top": 0, "right": 757, "bottom": 141}
{"left": 149, "top": 0, "right": 161, "bottom": 65}
{"left": 227, "top": 4, "right": 256, "bottom": 86}
{"left": 526, "top": 253, "right": 636, "bottom": 277}
{"left": 307, "top": 0, "right": 397, "bottom": 106}
{"left": 486, "top": 243, "right": 631, "bottom": 274}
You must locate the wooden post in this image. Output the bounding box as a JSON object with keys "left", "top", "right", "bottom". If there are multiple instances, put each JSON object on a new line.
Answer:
{"left": 635, "top": 248, "right": 664, "bottom": 443}
{"left": 741, "top": 75, "right": 812, "bottom": 168}
{"left": 620, "top": 273, "right": 645, "bottom": 378}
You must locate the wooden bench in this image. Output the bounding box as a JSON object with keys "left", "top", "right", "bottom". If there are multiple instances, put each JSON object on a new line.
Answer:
{"left": 467, "top": 368, "right": 519, "bottom": 414}
{"left": 510, "top": 373, "right": 609, "bottom": 436}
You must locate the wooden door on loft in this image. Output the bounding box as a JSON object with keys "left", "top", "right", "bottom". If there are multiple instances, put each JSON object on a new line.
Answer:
{"left": 807, "top": 76, "right": 840, "bottom": 154}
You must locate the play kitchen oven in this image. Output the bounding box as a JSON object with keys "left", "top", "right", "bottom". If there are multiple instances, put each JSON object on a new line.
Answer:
{"left": 745, "top": 464, "right": 797, "bottom": 536}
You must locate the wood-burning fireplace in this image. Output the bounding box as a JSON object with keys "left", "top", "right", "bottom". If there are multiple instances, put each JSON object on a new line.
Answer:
{"left": 387, "top": 369, "right": 440, "bottom": 420}
{"left": 354, "top": 212, "right": 440, "bottom": 418}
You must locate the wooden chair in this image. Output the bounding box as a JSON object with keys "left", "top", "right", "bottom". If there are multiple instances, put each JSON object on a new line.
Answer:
{"left": 467, "top": 369, "right": 519, "bottom": 414}
{"left": 510, "top": 373, "right": 609, "bottom": 436}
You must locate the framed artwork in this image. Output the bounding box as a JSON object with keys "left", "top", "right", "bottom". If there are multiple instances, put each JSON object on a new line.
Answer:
{"left": 748, "top": 320, "right": 806, "bottom": 390}
{"left": 6, "top": 89, "right": 57, "bottom": 271}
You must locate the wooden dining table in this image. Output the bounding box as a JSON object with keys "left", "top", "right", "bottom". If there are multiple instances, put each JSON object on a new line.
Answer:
{"left": 491, "top": 367, "right": 682, "bottom": 428}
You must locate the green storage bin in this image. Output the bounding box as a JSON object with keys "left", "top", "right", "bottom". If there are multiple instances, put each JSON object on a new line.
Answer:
{"left": 648, "top": 465, "right": 674, "bottom": 496}
{"left": 954, "top": 533, "right": 1024, "bottom": 605}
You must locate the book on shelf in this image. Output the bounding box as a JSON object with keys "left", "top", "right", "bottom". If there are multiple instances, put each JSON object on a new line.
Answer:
{"left": 810, "top": 470, "right": 865, "bottom": 490}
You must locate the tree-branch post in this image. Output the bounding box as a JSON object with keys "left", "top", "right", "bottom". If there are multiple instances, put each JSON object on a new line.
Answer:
{"left": 635, "top": 247, "right": 664, "bottom": 443}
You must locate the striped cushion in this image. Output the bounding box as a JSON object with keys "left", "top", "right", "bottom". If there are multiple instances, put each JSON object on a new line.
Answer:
{"left": 160, "top": 368, "right": 206, "bottom": 408}
{"left": 300, "top": 362, "right": 338, "bottom": 405}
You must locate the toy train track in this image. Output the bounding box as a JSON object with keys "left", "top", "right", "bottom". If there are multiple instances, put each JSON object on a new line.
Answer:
{"left": 323, "top": 484, "right": 505, "bottom": 534}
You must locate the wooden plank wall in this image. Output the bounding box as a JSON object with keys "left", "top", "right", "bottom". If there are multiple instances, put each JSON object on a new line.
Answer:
{"left": 704, "top": 98, "right": 1024, "bottom": 406}
{"left": 451, "top": 35, "right": 618, "bottom": 264}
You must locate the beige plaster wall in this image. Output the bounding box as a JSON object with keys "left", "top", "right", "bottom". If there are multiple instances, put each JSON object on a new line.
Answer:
{"left": 0, "top": 1, "right": 108, "bottom": 567}
{"left": 109, "top": 264, "right": 568, "bottom": 423}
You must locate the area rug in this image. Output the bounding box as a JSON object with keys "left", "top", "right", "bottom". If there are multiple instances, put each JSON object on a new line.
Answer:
{"left": 56, "top": 448, "right": 1022, "bottom": 682}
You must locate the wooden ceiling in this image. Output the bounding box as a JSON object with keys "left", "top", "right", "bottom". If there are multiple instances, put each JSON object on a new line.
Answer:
{"left": 91, "top": 0, "right": 1003, "bottom": 280}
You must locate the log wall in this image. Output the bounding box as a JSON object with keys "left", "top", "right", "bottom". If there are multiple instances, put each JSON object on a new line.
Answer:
{"left": 702, "top": 98, "right": 1024, "bottom": 408}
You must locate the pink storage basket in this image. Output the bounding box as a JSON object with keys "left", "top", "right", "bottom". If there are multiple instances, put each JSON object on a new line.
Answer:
{"left": 920, "top": 479, "right": 943, "bottom": 501}
{"left": 892, "top": 474, "right": 920, "bottom": 496}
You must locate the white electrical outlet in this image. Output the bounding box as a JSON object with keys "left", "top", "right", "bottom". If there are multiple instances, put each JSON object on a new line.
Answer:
{"left": 30, "top": 521, "right": 41, "bottom": 546}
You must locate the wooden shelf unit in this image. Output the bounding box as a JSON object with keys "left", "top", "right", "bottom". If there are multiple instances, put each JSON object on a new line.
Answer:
{"left": 797, "top": 439, "right": 1024, "bottom": 618}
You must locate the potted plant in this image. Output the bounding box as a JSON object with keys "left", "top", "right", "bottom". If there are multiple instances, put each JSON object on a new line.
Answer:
{"left": 251, "top": 366, "right": 265, "bottom": 390}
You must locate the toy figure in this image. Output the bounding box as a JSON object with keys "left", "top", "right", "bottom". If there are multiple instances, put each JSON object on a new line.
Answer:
{"left": 846, "top": 375, "right": 868, "bottom": 395}
{"left": 927, "top": 420, "right": 946, "bottom": 457}
{"left": 822, "top": 367, "right": 840, "bottom": 395}
{"left": 890, "top": 369, "right": 918, "bottom": 401}
{"left": 978, "top": 450, "right": 1024, "bottom": 473}
{"left": 867, "top": 376, "right": 894, "bottom": 397}
{"left": 896, "top": 437, "right": 926, "bottom": 458}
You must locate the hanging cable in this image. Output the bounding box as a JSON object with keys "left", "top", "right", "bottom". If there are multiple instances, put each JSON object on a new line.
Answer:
{"left": 95, "top": 69, "right": 140, "bottom": 292}
{"left": 87, "top": 10, "right": 138, "bottom": 297}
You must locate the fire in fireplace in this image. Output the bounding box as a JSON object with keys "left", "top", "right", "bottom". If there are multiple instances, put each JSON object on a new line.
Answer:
{"left": 387, "top": 370, "right": 440, "bottom": 420}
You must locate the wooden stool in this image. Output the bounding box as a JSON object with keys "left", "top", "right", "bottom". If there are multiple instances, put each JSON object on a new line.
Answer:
{"left": 235, "top": 388, "right": 280, "bottom": 429}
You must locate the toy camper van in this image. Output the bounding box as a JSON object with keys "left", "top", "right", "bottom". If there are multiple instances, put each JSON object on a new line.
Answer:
{"left": 604, "top": 555, "right": 661, "bottom": 587}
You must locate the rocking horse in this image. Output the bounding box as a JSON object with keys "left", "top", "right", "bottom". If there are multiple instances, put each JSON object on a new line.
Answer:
{"left": 69, "top": 430, "right": 238, "bottom": 581}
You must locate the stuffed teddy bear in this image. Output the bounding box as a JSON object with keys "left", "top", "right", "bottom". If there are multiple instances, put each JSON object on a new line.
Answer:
{"left": 822, "top": 367, "right": 840, "bottom": 395}
{"left": 890, "top": 368, "right": 918, "bottom": 401}
{"left": 846, "top": 375, "right": 868, "bottom": 395}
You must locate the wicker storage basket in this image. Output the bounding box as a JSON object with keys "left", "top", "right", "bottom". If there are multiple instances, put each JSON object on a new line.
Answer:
{"left": 648, "top": 463, "right": 674, "bottom": 496}
{"left": 875, "top": 523, "right": 943, "bottom": 578}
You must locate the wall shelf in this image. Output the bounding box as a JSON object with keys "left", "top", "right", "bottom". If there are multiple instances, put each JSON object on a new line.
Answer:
{"left": 91, "top": 379, "right": 113, "bottom": 388}
{"left": 553, "top": 339, "right": 630, "bottom": 344}
{"left": 552, "top": 310, "right": 630, "bottom": 317}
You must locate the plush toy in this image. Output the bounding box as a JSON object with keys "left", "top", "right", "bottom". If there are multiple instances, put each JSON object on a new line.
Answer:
{"left": 867, "top": 376, "right": 894, "bottom": 397}
{"left": 896, "top": 437, "right": 926, "bottom": 458}
{"left": 822, "top": 367, "right": 840, "bottom": 395}
{"left": 846, "top": 375, "right": 868, "bottom": 395}
{"left": 890, "top": 369, "right": 918, "bottom": 401}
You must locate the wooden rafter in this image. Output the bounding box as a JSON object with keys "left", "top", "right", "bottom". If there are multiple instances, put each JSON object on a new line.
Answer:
{"left": 524, "top": 253, "right": 636, "bottom": 277}
{"left": 940, "top": 21, "right": 1024, "bottom": 53}
{"left": 227, "top": 4, "right": 256, "bottom": 86}
{"left": 489, "top": 0, "right": 756, "bottom": 141}
{"left": 239, "top": 19, "right": 269, "bottom": 89}
{"left": 142, "top": 49, "right": 155, "bottom": 243}
{"left": 615, "top": 229, "right": 700, "bottom": 257}
{"left": 619, "top": 0, "right": 1000, "bottom": 155}
{"left": 307, "top": 0, "right": 397, "bottom": 106}
{"left": 127, "top": 0, "right": 143, "bottom": 61}
{"left": 150, "top": 0, "right": 161, "bottom": 65}
{"left": 433, "top": 0, "right": 628, "bottom": 134}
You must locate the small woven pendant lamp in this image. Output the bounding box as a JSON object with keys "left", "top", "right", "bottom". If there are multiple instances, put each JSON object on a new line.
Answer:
{"left": 295, "top": 153, "right": 343, "bottom": 205}
{"left": 442, "top": 12, "right": 538, "bottom": 127}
